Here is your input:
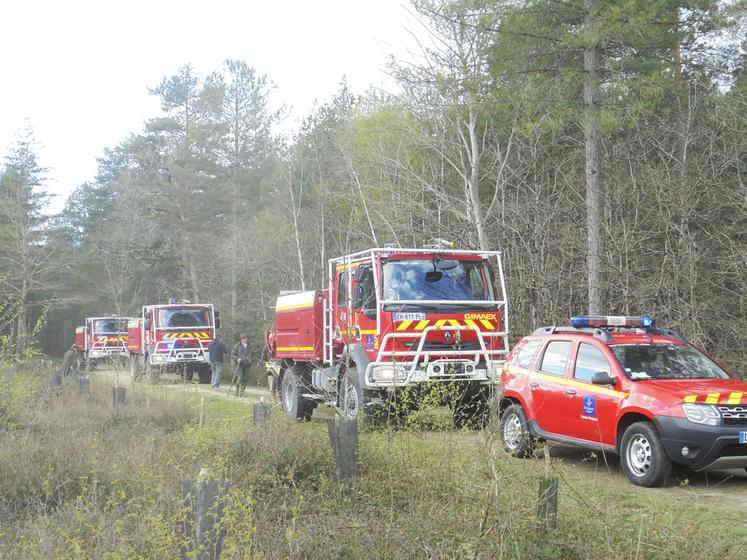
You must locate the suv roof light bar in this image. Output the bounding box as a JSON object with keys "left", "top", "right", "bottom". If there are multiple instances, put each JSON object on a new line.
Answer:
{"left": 532, "top": 326, "right": 613, "bottom": 342}
{"left": 570, "top": 315, "right": 655, "bottom": 329}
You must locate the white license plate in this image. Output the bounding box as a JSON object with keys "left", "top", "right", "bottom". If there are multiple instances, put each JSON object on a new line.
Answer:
{"left": 740, "top": 432, "right": 747, "bottom": 444}
{"left": 393, "top": 312, "right": 426, "bottom": 322}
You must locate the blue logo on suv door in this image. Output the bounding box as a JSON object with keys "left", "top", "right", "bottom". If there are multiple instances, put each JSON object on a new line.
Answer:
{"left": 583, "top": 395, "right": 597, "bottom": 417}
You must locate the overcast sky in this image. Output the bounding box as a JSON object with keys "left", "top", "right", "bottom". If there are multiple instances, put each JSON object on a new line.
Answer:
{"left": 0, "top": 0, "right": 414, "bottom": 212}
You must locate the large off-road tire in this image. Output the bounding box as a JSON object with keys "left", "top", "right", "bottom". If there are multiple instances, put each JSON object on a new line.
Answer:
{"left": 340, "top": 367, "right": 366, "bottom": 421}
{"left": 620, "top": 422, "right": 672, "bottom": 487}
{"left": 452, "top": 383, "right": 491, "bottom": 429}
{"left": 197, "top": 364, "right": 211, "bottom": 384}
{"left": 130, "top": 354, "right": 141, "bottom": 384}
{"left": 281, "top": 365, "right": 315, "bottom": 421}
{"left": 500, "top": 403, "right": 534, "bottom": 458}
{"left": 145, "top": 357, "right": 159, "bottom": 384}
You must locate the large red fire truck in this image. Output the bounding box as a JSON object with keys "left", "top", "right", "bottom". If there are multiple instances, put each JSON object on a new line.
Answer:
{"left": 74, "top": 316, "right": 133, "bottom": 369}
{"left": 127, "top": 301, "right": 218, "bottom": 383}
{"left": 266, "top": 246, "right": 510, "bottom": 424}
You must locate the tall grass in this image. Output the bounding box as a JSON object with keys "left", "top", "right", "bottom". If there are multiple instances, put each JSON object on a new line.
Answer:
{"left": 0, "top": 367, "right": 745, "bottom": 559}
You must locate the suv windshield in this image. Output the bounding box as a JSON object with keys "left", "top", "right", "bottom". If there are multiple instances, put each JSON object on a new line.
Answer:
{"left": 157, "top": 307, "right": 211, "bottom": 328}
{"left": 382, "top": 259, "right": 495, "bottom": 311}
{"left": 93, "top": 319, "right": 128, "bottom": 333}
{"left": 610, "top": 344, "right": 729, "bottom": 380}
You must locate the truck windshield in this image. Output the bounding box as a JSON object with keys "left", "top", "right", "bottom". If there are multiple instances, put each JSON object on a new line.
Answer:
{"left": 610, "top": 344, "right": 730, "bottom": 380}
{"left": 382, "top": 259, "right": 495, "bottom": 310}
{"left": 94, "top": 319, "right": 128, "bottom": 333}
{"left": 156, "top": 307, "right": 211, "bottom": 328}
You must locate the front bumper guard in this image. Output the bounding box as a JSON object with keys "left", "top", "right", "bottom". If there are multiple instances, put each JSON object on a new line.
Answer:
{"left": 364, "top": 325, "right": 508, "bottom": 388}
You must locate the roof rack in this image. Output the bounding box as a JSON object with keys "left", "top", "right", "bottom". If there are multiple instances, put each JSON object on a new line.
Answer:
{"left": 532, "top": 326, "right": 612, "bottom": 343}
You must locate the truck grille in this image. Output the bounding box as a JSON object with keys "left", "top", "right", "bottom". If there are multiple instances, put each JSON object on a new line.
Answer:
{"left": 404, "top": 340, "right": 481, "bottom": 352}
{"left": 718, "top": 406, "right": 747, "bottom": 426}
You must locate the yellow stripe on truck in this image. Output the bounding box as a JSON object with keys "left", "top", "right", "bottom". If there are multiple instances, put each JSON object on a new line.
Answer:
{"left": 414, "top": 320, "right": 430, "bottom": 331}
{"left": 396, "top": 320, "right": 413, "bottom": 331}
{"left": 276, "top": 303, "right": 315, "bottom": 311}
{"left": 277, "top": 346, "right": 314, "bottom": 352}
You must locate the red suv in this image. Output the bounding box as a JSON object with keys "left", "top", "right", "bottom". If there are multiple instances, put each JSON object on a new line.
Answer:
{"left": 499, "top": 316, "right": 747, "bottom": 487}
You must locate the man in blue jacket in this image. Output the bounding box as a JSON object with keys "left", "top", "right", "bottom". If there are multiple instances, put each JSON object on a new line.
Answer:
{"left": 208, "top": 333, "right": 229, "bottom": 388}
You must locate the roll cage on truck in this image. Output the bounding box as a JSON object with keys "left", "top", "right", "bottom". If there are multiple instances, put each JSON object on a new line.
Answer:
{"left": 266, "top": 246, "right": 510, "bottom": 424}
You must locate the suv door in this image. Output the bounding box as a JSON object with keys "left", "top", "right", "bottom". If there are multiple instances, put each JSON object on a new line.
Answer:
{"left": 562, "top": 341, "right": 623, "bottom": 446}
{"left": 530, "top": 340, "right": 573, "bottom": 436}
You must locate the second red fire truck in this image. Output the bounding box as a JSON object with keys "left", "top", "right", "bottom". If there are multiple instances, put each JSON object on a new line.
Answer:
{"left": 74, "top": 316, "right": 133, "bottom": 369}
{"left": 266, "top": 245, "right": 510, "bottom": 425}
{"left": 128, "top": 300, "right": 218, "bottom": 383}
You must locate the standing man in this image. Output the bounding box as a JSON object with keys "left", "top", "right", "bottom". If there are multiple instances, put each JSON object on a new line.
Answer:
{"left": 61, "top": 344, "right": 78, "bottom": 377}
{"left": 208, "top": 333, "right": 229, "bottom": 388}
{"left": 231, "top": 333, "right": 252, "bottom": 397}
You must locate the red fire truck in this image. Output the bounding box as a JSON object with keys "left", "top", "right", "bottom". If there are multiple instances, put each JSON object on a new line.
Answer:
{"left": 74, "top": 316, "right": 133, "bottom": 369}
{"left": 127, "top": 301, "right": 218, "bottom": 383}
{"left": 266, "top": 246, "right": 510, "bottom": 424}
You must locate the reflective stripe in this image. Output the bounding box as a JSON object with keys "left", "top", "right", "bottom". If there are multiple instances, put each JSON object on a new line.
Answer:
{"left": 276, "top": 303, "right": 314, "bottom": 311}
{"left": 683, "top": 394, "right": 697, "bottom": 403}
{"left": 464, "top": 319, "right": 479, "bottom": 329}
{"left": 705, "top": 393, "right": 720, "bottom": 404}
{"left": 396, "top": 320, "right": 413, "bottom": 331}
{"left": 414, "top": 320, "right": 430, "bottom": 331}
{"left": 505, "top": 365, "right": 628, "bottom": 399}
{"left": 277, "top": 346, "right": 314, "bottom": 352}
{"left": 480, "top": 319, "right": 494, "bottom": 330}
{"left": 728, "top": 392, "right": 743, "bottom": 405}
{"left": 434, "top": 319, "right": 448, "bottom": 328}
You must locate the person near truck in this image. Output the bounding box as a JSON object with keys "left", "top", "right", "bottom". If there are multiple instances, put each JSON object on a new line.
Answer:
{"left": 61, "top": 344, "right": 78, "bottom": 377}
{"left": 231, "top": 333, "right": 252, "bottom": 397}
{"left": 208, "top": 333, "right": 229, "bottom": 388}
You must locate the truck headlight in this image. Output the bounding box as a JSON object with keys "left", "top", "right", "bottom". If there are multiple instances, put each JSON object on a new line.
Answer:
{"left": 682, "top": 403, "right": 720, "bottom": 426}
{"left": 371, "top": 365, "right": 407, "bottom": 382}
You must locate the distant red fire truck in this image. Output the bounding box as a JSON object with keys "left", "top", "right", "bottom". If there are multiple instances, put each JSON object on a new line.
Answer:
{"left": 266, "top": 246, "right": 510, "bottom": 424}
{"left": 127, "top": 301, "right": 218, "bottom": 383}
{"left": 74, "top": 316, "right": 133, "bottom": 369}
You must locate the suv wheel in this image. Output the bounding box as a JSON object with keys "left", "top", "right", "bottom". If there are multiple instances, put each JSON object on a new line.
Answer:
{"left": 620, "top": 422, "right": 671, "bottom": 487}
{"left": 500, "top": 403, "right": 534, "bottom": 457}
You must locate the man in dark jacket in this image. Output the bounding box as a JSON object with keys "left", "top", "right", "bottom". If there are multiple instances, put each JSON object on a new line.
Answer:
{"left": 231, "top": 333, "right": 252, "bottom": 397}
{"left": 61, "top": 344, "right": 78, "bottom": 377}
{"left": 208, "top": 333, "right": 229, "bottom": 388}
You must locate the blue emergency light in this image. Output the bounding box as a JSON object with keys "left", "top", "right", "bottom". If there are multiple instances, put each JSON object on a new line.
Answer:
{"left": 570, "top": 315, "right": 655, "bottom": 329}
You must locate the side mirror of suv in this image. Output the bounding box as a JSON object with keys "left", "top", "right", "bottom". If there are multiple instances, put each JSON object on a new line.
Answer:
{"left": 591, "top": 371, "right": 617, "bottom": 386}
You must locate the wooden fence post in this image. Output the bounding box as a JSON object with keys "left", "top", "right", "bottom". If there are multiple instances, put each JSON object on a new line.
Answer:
{"left": 537, "top": 445, "right": 558, "bottom": 531}
{"left": 252, "top": 398, "right": 271, "bottom": 427}
{"left": 180, "top": 471, "right": 229, "bottom": 560}
{"left": 328, "top": 415, "right": 358, "bottom": 483}
{"left": 112, "top": 386, "right": 126, "bottom": 409}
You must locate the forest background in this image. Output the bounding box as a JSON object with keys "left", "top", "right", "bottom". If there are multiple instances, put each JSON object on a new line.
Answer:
{"left": 1, "top": 0, "right": 745, "bottom": 370}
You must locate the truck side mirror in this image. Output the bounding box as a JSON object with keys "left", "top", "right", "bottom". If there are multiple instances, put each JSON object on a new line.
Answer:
{"left": 144, "top": 318, "right": 151, "bottom": 330}
{"left": 214, "top": 311, "right": 221, "bottom": 329}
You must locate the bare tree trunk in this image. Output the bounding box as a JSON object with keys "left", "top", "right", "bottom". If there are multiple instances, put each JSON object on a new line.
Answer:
{"left": 15, "top": 277, "right": 28, "bottom": 357}
{"left": 584, "top": 0, "right": 604, "bottom": 314}
{"left": 466, "top": 108, "right": 489, "bottom": 251}
{"left": 288, "top": 170, "right": 306, "bottom": 290}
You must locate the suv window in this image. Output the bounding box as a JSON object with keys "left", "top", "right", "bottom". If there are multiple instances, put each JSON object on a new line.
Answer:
{"left": 574, "top": 343, "right": 610, "bottom": 382}
{"left": 540, "top": 341, "right": 571, "bottom": 376}
{"left": 514, "top": 339, "right": 542, "bottom": 369}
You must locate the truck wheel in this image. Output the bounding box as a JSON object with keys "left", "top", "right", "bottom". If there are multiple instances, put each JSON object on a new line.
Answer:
{"left": 197, "top": 365, "right": 211, "bottom": 384}
{"left": 281, "top": 365, "right": 314, "bottom": 421}
{"left": 452, "top": 383, "right": 490, "bottom": 429}
{"left": 145, "top": 357, "right": 159, "bottom": 384}
{"left": 340, "top": 367, "right": 366, "bottom": 420}
{"left": 500, "top": 403, "right": 534, "bottom": 458}
{"left": 620, "top": 422, "right": 672, "bottom": 487}
{"left": 130, "top": 355, "right": 140, "bottom": 384}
